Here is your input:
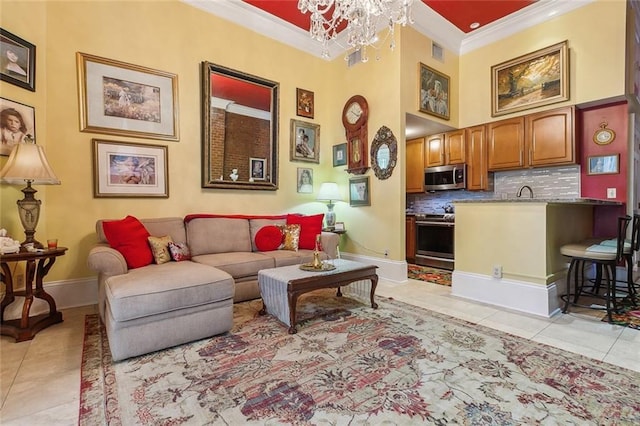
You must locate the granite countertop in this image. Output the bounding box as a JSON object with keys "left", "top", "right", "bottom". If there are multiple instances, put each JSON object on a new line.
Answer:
{"left": 453, "top": 198, "right": 622, "bottom": 205}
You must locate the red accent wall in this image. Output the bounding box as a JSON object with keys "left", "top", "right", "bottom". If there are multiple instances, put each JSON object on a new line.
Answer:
{"left": 579, "top": 101, "right": 628, "bottom": 236}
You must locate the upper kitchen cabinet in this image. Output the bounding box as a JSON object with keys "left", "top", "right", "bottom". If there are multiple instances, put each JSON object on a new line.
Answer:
{"left": 406, "top": 137, "right": 425, "bottom": 193}
{"left": 487, "top": 106, "right": 575, "bottom": 171}
{"left": 466, "top": 125, "right": 491, "bottom": 191}
{"left": 424, "top": 130, "right": 465, "bottom": 168}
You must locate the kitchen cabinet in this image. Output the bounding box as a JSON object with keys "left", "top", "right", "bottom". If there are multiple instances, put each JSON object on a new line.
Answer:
{"left": 406, "top": 215, "right": 416, "bottom": 263}
{"left": 424, "top": 130, "right": 465, "bottom": 168}
{"left": 466, "top": 125, "right": 491, "bottom": 191}
{"left": 487, "top": 106, "right": 575, "bottom": 171}
{"left": 406, "top": 137, "right": 425, "bottom": 193}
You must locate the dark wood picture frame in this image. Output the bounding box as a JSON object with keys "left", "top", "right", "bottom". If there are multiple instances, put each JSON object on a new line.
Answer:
{"left": 296, "top": 88, "right": 314, "bottom": 119}
{"left": 333, "top": 143, "right": 347, "bottom": 167}
{"left": 0, "top": 28, "right": 36, "bottom": 92}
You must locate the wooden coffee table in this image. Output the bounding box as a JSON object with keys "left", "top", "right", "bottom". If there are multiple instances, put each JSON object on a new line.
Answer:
{"left": 258, "top": 259, "right": 378, "bottom": 334}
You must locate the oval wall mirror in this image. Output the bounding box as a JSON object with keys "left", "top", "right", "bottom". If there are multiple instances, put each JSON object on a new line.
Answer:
{"left": 201, "top": 62, "right": 279, "bottom": 190}
{"left": 370, "top": 125, "right": 397, "bottom": 180}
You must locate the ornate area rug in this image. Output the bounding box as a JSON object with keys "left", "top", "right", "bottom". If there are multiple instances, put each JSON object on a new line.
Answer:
{"left": 407, "top": 264, "right": 452, "bottom": 286}
{"left": 600, "top": 296, "right": 640, "bottom": 330}
{"left": 79, "top": 291, "right": 640, "bottom": 425}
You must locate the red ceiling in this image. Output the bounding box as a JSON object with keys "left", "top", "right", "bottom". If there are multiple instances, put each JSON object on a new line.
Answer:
{"left": 243, "top": 0, "right": 536, "bottom": 34}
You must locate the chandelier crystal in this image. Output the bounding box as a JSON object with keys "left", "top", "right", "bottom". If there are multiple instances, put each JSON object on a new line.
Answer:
{"left": 298, "top": 0, "right": 414, "bottom": 62}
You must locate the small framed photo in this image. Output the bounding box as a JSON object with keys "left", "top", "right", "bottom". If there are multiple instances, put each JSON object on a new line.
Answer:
{"left": 333, "top": 143, "right": 347, "bottom": 167}
{"left": 249, "top": 157, "right": 266, "bottom": 181}
{"left": 587, "top": 154, "right": 619, "bottom": 175}
{"left": 296, "top": 88, "right": 314, "bottom": 119}
{"left": 297, "top": 167, "right": 313, "bottom": 193}
{"left": 334, "top": 222, "right": 345, "bottom": 231}
{"left": 92, "top": 139, "right": 168, "bottom": 198}
{"left": 349, "top": 176, "right": 370, "bottom": 207}
{"left": 0, "top": 97, "right": 35, "bottom": 156}
{"left": 77, "top": 52, "right": 179, "bottom": 141}
{"left": 0, "top": 28, "right": 35, "bottom": 91}
{"left": 290, "top": 119, "right": 319, "bottom": 163}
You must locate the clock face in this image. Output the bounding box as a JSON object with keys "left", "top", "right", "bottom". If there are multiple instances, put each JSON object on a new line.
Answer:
{"left": 594, "top": 128, "right": 615, "bottom": 145}
{"left": 346, "top": 102, "right": 363, "bottom": 124}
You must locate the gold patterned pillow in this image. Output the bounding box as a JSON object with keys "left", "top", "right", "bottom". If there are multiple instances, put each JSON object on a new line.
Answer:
{"left": 278, "top": 224, "right": 300, "bottom": 251}
{"left": 147, "top": 235, "right": 173, "bottom": 264}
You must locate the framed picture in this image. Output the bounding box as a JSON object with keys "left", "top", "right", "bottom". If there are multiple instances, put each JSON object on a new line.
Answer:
{"left": 334, "top": 222, "right": 345, "bottom": 231}
{"left": 419, "top": 63, "right": 450, "bottom": 120}
{"left": 349, "top": 176, "right": 370, "bottom": 207}
{"left": 0, "top": 97, "right": 35, "bottom": 156}
{"left": 290, "top": 119, "right": 319, "bottom": 163}
{"left": 296, "top": 88, "right": 314, "bottom": 119}
{"left": 333, "top": 143, "right": 347, "bottom": 167}
{"left": 77, "top": 52, "right": 179, "bottom": 141}
{"left": 92, "top": 139, "right": 168, "bottom": 198}
{"left": 297, "top": 167, "right": 313, "bottom": 193}
{"left": 0, "top": 28, "right": 35, "bottom": 91}
{"left": 491, "top": 41, "right": 569, "bottom": 117}
{"left": 587, "top": 154, "right": 619, "bottom": 175}
{"left": 250, "top": 157, "right": 266, "bottom": 181}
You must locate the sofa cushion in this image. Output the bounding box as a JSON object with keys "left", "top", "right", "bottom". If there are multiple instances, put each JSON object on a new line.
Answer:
{"left": 148, "top": 235, "right": 173, "bottom": 264}
{"left": 186, "top": 217, "right": 252, "bottom": 256}
{"left": 102, "top": 215, "right": 153, "bottom": 269}
{"left": 105, "top": 261, "right": 234, "bottom": 322}
{"left": 279, "top": 224, "right": 300, "bottom": 251}
{"left": 286, "top": 213, "right": 324, "bottom": 250}
{"left": 255, "top": 225, "right": 283, "bottom": 252}
{"left": 249, "top": 218, "right": 287, "bottom": 251}
{"left": 191, "top": 252, "right": 275, "bottom": 278}
{"left": 168, "top": 242, "right": 191, "bottom": 261}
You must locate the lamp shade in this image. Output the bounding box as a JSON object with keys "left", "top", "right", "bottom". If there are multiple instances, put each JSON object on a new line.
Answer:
{"left": 316, "top": 182, "right": 342, "bottom": 202}
{"left": 0, "top": 143, "right": 60, "bottom": 185}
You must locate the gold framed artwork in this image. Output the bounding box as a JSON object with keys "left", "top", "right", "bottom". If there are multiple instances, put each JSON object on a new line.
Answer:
{"left": 419, "top": 63, "right": 450, "bottom": 120}
{"left": 349, "top": 175, "right": 370, "bottom": 207}
{"left": 491, "top": 41, "right": 569, "bottom": 117}
{"left": 587, "top": 154, "right": 619, "bottom": 175}
{"left": 296, "top": 88, "right": 314, "bottom": 119}
{"left": 77, "top": 52, "right": 179, "bottom": 141}
{"left": 290, "top": 119, "right": 320, "bottom": 163}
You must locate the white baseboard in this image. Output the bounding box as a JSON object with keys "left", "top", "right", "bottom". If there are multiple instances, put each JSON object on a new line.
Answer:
{"left": 340, "top": 252, "right": 408, "bottom": 284}
{"left": 451, "top": 271, "right": 563, "bottom": 318}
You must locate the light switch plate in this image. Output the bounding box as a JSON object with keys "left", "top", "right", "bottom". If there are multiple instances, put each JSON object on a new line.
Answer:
{"left": 607, "top": 188, "right": 616, "bottom": 198}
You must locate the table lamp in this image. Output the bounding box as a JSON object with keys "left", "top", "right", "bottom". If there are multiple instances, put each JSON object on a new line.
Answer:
{"left": 316, "top": 182, "right": 342, "bottom": 229}
{"left": 0, "top": 142, "right": 60, "bottom": 248}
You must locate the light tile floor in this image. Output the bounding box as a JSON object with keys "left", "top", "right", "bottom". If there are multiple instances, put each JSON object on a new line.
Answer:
{"left": 1, "top": 279, "right": 638, "bottom": 425}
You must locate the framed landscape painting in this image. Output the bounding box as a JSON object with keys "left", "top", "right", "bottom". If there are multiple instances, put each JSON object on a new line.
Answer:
{"left": 77, "top": 52, "right": 179, "bottom": 141}
{"left": 491, "top": 41, "right": 569, "bottom": 117}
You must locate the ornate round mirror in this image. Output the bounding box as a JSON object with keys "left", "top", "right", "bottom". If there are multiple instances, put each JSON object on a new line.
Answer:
{"left": 370, "top": 126, "right": 397, "bottom": 180}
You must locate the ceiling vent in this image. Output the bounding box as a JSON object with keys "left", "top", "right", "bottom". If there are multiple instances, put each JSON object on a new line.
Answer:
{"left": 432, "top": 42, "right": 444, "bottom": 62}
{"left": 347, "top": 49, "right": 362, "bottom": 67}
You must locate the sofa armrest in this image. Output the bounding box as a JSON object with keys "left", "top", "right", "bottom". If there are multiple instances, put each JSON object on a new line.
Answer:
{"left": 320, "top": 232, "right": 340, "bottom": 259}
{"left": 87, "top": 244, "right": 128, "bottom": 276}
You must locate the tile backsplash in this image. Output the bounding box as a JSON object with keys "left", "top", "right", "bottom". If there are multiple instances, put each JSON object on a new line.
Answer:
{"left": 407, "top": 165, "right": 580, "bottom": 214}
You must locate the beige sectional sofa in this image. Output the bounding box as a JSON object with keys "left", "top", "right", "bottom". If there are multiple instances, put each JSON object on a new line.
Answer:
{"left": 87, "top": 214, "right": 339, "bottom": 361}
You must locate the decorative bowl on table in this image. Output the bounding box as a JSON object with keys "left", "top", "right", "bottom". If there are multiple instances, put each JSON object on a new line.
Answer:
{"left": 299, "top": 261, "right": 336, "bottom": 272}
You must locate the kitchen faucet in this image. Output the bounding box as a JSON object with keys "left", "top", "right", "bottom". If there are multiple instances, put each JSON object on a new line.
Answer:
{"left": 517, "top": 185, "right": 534, "bottom": 198}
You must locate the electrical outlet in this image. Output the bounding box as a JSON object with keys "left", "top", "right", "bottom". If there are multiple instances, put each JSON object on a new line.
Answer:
{"left": 384, "top": 249, "right": 389, "bottom": 257}
{"left": 492, "top": 265, "right": 502, "bottom": 279}
{"left": 607, "top": 188, "right": 616, "bottom": 199}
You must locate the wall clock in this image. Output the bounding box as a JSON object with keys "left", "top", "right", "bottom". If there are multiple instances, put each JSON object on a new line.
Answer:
{"left": 342, "top": 95, "right": 369, "bottom": 174}
{"left": 593, "top": 122, "right": 615, "bottom": 145}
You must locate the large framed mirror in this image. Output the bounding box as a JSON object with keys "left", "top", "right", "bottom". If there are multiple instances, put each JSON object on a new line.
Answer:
{"left": 370, "top": 125, "right": 397, "bottom": 180}
{"left": 201, "top": 62, "right": 279, "bottom": 190}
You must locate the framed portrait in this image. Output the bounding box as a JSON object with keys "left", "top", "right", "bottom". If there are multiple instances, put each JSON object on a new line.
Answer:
{"left": 297, "top": 167, "right": 313, "bottom": 193}
{"left": 77, "top": 52, "right": 179, "bottom": 141}
{"left": 92, "top": 139, "right": 168, "bottom": 198}
{"left": 0, "top": 28, "right": 35, "bottom": 91}
{"left": 419, "top": 63, "right": 450, "bottom": 120}
{"left": 249, "top": 157, "right": 266, "bottom": 181}
{"left": 491, "top": 41, "right": 569, "bottom": 117}
{"left": 587, "top": 154, "right": 619, "bottom": 176}
{"left": 290, "top": 119, "right": 319, "bottom": 163}
{"left": 296, "top": 88, "right": 314, "bottom": 119}
{"left": 349, "top": 175, "right": 370, "bottom": 207}
{"left": 0, "top": 97, "right": 35, "bottom": 156}
{"left": 333, "top": 143, "right": 347, "bottom": 167}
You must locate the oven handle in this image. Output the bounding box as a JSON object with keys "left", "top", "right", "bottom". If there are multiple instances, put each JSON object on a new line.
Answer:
{"left": 416, "top": 221, "right": 454, "bottom": 227}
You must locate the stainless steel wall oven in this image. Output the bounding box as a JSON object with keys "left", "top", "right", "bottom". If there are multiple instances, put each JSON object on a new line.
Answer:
{"left": 415, "top": 214, "right": 454, "bottom": 270}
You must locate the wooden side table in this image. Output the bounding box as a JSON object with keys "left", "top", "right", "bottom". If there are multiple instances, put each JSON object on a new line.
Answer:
{"left": 1, "top": 247, "right": 67, "bottom": 342}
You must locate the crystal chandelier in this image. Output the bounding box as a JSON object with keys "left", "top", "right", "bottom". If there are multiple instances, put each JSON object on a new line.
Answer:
{"left": 298, "top": 0, "right": 414, "bottom": 62}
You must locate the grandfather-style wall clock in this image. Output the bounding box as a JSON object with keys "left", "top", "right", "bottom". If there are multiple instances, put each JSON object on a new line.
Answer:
{"left": 342, "top": 95, "right": 370, "bottom": 175}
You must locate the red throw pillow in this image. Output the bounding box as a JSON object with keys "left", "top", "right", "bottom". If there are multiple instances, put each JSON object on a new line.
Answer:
{"left": 255, "top": 225, "right": 284, "bottom": 252}
{"left": 286, "top": 213, "right": 324, "bottom": 250}
{"left": 102, "top": 215, "right": 153, "bottom": 269}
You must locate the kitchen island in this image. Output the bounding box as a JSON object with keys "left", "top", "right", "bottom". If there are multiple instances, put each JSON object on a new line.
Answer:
{"left": 451, "top": 198, "right": 622, "bottom": 317}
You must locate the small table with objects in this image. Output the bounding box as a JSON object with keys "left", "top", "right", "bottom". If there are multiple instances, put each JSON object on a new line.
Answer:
{"left": 258, "top": 258, "right": 378, "bottom": 334}
{"left": 0, "top": 247, "right": 67, "bottom": 342}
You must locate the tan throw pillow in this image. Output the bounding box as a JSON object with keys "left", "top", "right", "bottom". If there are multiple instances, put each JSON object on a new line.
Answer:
{"left": 278, "top": 224, "right": 300, "bottom": 251}
{"left": 148, "top": 235, "right": 174, "bottom": 264}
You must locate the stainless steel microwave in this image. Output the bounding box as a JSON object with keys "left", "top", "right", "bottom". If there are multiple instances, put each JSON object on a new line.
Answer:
{"left": 424, "top": 164, "right": 466, "bottom": 191}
